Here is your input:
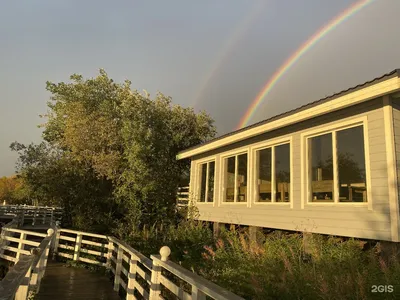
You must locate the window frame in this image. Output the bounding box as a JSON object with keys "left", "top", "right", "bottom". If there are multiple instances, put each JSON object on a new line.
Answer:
{"left": 195, "top": 158, "right": 216, "bottom": 205}
{"left": 301, "top": 116, "right": 372, "bottom": 209}
{"left": 250, "top": 136, "right": 293, "bottom": 206}
{"left": 219, "top": 149, "right": 249, "bottom": 205}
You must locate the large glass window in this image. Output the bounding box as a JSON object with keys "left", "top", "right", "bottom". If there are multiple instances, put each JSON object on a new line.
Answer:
{"left": 256, "top": 143, "right": 290, "bottom": 202}
{"left": 308, "top": 125, "right": 367, "bottom": 203}
{"left": 337, "top": 126, "right": 367, "bottom": 202}
{"left": 224, "top": 153, "right": 248, "bottom": 202}
{"left": 257, "top": 148, "right": 272, "bottom": 201}
{"left": 275, "top": 144, "right": 290, "bottom": 202}
{"left": 309, "top": 133, "right": 334, "bottom": 202}
{"left": 199, "top": 161, "right": 215, "bottom": 202}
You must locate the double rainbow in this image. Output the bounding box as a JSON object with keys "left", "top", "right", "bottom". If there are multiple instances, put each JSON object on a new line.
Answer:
{"left": 237, "top": 0, "right": 374, "bottom": 129}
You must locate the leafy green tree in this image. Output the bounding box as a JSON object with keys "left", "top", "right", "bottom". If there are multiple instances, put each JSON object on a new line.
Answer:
{"left": 11, "top": 69, "right": 216, "bottom": 234}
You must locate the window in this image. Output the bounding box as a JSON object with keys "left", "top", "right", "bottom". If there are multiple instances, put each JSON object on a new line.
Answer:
{"left": 198, "top": 161, "right": 215, "bottom": 202}
{"left": 309, "top": 133, "right": 334, "bottom": 202}
{"left": 337, "top": 126, "right": 367, "bottom": 202}
{"left": 223, "top": 153, "right": 248, "bottom": 202}
{"left": 307, "top": 124, "right": 367, "bottom": 203}
{"left": 275, "top": 144, "right": 291, "bottom": 202}
{"left": 256, "top": 143, "right": 290, "bottom": 202}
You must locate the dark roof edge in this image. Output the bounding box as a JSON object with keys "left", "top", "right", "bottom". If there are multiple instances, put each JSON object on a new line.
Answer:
{"left": 180, "top": 69, "right": 400, "bottom": 156}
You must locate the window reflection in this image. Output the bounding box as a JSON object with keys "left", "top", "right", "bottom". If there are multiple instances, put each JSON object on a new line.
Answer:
{"left": 257, "top": 148, "right": 272, "bottom": 202}
{"left": 200, "top": 164, "right": 207, "bottom": 202}
{"left": 207, "top": 161, "right": 215, "bottom": 202}
{"left": 309, "top": 133, "right": 334, "bottom": 202}
{"left": 237, "top": 154, "right": 248, "bottom": 202}
{"left": 275, "top": 144, "right": 290, "bottom": 202}
{"left": 337, "top": 126, "right": 367, "bottom": 202}
{"left": 225, "top": 157, "right": 235, "bottom": 202}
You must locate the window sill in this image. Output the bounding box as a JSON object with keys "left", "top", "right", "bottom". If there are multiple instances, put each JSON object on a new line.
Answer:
{"left": 254, "top": 202, "right": 291, "bottom": 205}
{"left": 306, "top": 202, "right": 368, "bottom": 206}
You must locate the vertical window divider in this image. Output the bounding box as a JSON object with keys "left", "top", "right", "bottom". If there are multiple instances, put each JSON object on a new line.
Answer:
{"left": 234, "top": 155, "right": 238, "bottom": 203}
{"left": 205, "top": 162, "right": 209, "bottom": 203}
{"left": 332, "top": 131, "right": 339, "bottom": 203}
{"left": 271, "top": 146, "right": 276, "bottom": 203}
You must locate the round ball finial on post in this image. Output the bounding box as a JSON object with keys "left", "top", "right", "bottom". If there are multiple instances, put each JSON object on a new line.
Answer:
{"left": 160, "top": 246, "right": 171, "bottom": 262}
{"left": 47, "top": 228, "right": 54, "bottom": 236}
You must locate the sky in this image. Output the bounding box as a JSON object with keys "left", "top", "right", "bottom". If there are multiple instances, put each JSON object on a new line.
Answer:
{"left": 1, "top": 0, "right": 400, "bottom": 176}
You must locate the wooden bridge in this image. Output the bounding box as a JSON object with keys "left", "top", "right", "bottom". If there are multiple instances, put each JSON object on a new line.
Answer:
{"left": 0, "top": 205, "right": 243, "bottom": 300}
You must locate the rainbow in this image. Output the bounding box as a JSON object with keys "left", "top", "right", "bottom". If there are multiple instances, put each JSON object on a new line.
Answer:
{"left": 237, "top": 0, "right": 374, "bottom": 129}
{"left": 192, "top": 1, "right": 266, "bottom": 107}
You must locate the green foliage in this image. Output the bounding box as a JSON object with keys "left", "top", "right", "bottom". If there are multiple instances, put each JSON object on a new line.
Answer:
{"left": 11, "top": 69, "right": 216, "bottom": 232}
{"left": 196, "top": 230, "right": 400, "bottom": 300}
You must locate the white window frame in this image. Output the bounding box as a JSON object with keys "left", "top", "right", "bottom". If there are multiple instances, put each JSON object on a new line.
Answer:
{"left": 301, "top": 116, "right": 372, "bottom": 209}
{"left": 219, "top": 147, "right": 250, "bottom": 205}
{"left": 195, "top": 158, "right": 216, "bottom": 205}
{"left": 250, "top": 136, "right": 293, "bottom": 207}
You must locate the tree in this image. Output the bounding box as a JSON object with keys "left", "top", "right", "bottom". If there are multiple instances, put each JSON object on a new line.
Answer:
{"left": 12, "top": 69, "right": 216, "bottom": 234}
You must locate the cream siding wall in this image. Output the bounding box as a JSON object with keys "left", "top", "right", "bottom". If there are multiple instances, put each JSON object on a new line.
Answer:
{"left": 191, "top": 97, "right": 395, "bottom": 241}
{"left": 392, "top": 97, "right": 400, "bottom": 198}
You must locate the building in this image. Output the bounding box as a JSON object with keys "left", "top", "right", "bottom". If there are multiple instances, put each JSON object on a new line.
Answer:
{"left": 177, "top": 69, "right": 400, "bottom": 242}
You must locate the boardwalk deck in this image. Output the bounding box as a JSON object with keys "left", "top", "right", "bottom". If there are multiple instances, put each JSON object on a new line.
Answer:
{"left": 36, "top": 261, "right": 120, "bottom": 300}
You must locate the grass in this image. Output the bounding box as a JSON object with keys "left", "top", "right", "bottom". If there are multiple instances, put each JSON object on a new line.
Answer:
{"left": 119, "top": 221, "right": 400, "bottom": 300}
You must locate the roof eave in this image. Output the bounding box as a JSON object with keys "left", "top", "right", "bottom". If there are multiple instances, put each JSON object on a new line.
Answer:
{"left": 177, "top": 72, "right": 400, "bottom": 160}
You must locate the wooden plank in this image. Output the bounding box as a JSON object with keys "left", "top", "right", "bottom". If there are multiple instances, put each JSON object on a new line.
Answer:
{"left": 136, "top": 264, "right": 151, "bottom": 284}
{"left": 2, "top": 245, "right": 30, "bottom": 256}
{"left": 59, "top": 228, "right": 108, "bottom": 239}
{"left": 59, "top": 235, "right": 75, "bottom": 242}
{"left": 57, "top": 252, "right": 73, "bottom": 259}
{"left": 0, "top": 253, "right": 17, "bottom": 262}
{"left": 134, "top": 280, "right": 149, "bottom": 299}
{"left": 81, "top": 239, "right": 108, "bottom": 248}
{"left": 4, "top": 237, "right": 40, "bottom": 247}
{"left": 58, "top": 244, "right": 74, "bottom": 251}
{"left": 159, "top": 274, "right": 190, "bottom": 299}
{"left": 151, "top": 255, "right": 244, "bottom": 300}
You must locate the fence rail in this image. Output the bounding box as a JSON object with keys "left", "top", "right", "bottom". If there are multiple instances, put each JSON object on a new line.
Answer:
{"left": 0, "top": 229, "right": 54, "bottom": 300}
{"left": 53, "top": 228, "right": 243, "bottom": 300}
{"left": 177, "top": 186, "right": 190, "bottom": 208}
{"left": 0, "top": 205, "right": 244, "bottom": 300}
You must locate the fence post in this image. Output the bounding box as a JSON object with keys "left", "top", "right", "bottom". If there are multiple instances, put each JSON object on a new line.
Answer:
{"left": 32, "top": 208, "right": 37, "bottom": 226}
{"left": 50, "top": 209, "right": 54, "bottom": 224}
{"left": 126, "top": 254, "right": 138, "bottom": 300}
{"left": 16, "top": 232, "right": 26, "bottom": 261}
{"left": 114, "top": 245, "right": 123, "bottom": 292}
{"left": 106, "top": 239, "right": 114, "bottom": 268}
{"left": 52, "top": 229, "right": 61, "bottom": 260}
{"left": 73, "top": 233, "right": 82, "bottom": 261}
{"left": 28, "top": 248, "right": 41, "bottom": 293}
{"left": 150, "top": 246, "right": 170, "bottom": 300}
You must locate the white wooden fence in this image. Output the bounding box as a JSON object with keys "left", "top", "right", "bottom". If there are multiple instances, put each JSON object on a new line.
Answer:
{"left": 0, "top": 228, "right": 54, "bottom": 300}
{"left": 177, "top": 186, "right": 190, "bottom": 208}
{"left": 0, "top": 206, "right": 244, "bottom": 300}
{"left": 53, "top": 228, "right": 244, "bottom": 300}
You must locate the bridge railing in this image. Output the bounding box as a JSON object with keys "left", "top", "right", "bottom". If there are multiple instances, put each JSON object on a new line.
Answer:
{"left": 177, "top": 186, "right": 190, "bottom": 208}
{"left": 0, "top": 205, "right": 62, "bottom": 227}
{"left": 53, "top": 228, "right": 243, "bottom": 300}
{"left": 0, "top": 227, "right": 48, "bottom": 263}
{"left": 0, "top": 229, "right": 54, "bottom": 300}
